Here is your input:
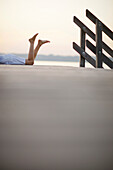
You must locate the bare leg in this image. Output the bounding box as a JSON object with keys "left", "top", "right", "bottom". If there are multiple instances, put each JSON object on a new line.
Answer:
{"left": 34, "top": 40, "right": 50, "bottom": 59}
{"left": 25, "top": 33, "right": 38, "bottom": 65}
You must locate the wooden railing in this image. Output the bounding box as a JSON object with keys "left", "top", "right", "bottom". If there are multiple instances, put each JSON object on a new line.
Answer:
{"left": 73, "top": 9, "right": 113, "bottom": 69}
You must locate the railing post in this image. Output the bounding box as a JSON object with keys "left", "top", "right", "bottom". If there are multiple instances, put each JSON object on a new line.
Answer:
{"left": 80, "top": 28, "right": 85, "bottom": 67}
{"left": 96, "top": 19, "right": 103, "bottom": 68}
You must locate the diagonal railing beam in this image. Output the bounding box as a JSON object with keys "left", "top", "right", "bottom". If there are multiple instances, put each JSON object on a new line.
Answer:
{"left": 73, "top": 10, "right": 113, "bottom": 69}
{"left": 73, "top": 16, "right": 113, "bottom": 58}
{"left": 86, "top": 40, "right": 113, "bottom": 69}
{"left": 73, "top": 16, "right": 95, "bottom": 41}
{"left": 73, "top": 42, "right": 96, "bottom": 67}
{"left": 86, "top": 9, "right": 113, "bottom": 40}
{"left": 102, "top": 42, "right": 113, "bottom": 58}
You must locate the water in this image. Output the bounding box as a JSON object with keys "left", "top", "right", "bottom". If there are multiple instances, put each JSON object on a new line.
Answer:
{"left": 34, "top": 60, "right": 110, "bottom": 69}
{"left": 0, "top": 53, "right": 111, "bottom": 69}
{"left": 34, "top": 61, "right": 79, "bottom": 67}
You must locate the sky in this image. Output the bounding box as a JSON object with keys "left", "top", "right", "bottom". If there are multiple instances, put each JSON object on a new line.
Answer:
{"left": 0, "top": 0, "right": 113, "bottom": 56}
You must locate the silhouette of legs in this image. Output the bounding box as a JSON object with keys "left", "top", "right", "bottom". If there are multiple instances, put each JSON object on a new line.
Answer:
{"left": 25, "top": 33, "right": 38, "bottom": 65}
{"left": 25, "top": 33, "right": 50, "bottom": 65}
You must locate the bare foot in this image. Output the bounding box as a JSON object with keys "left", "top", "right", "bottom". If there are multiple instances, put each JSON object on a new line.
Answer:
{"left": 29, "top": 33, "right": 39, "bottom": 43}
{"left": 38, "top": 39, "right": 50, "bottom": 46}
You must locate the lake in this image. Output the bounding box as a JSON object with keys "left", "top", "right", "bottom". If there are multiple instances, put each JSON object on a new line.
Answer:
{"left": 34, "top": 60, "right": 110, "bottom": 69}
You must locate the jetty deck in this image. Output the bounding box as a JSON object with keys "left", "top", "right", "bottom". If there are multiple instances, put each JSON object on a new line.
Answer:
{"left": 0, "top": 65, "right": 113, "bottom": 170}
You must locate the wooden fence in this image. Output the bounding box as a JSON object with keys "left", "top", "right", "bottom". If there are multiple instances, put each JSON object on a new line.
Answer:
{"left": 73, "top": 10, "right": 113, "bottom": 69}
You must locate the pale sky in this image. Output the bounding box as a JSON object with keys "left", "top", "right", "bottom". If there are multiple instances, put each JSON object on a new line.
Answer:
{"left": 0, "top": 0, "right": 113, "bottom": 56}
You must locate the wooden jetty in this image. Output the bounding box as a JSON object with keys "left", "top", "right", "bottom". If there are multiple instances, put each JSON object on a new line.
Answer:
{"left": 0, "top": 65, "right": 113, "bottom": 170}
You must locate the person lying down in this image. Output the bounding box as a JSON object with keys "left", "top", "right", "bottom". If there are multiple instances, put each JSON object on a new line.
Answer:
{"left": 0, "top": 33, "right": 50, "bottom": 65}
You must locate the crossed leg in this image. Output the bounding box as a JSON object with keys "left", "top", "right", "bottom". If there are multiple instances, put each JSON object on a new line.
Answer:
{"left": 25, "top": 33, "right": 50, "bottom": 65}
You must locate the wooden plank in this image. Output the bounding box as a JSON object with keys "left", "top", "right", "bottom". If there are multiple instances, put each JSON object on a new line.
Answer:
{"left": 86, "top": 9, "right": 113, "bottom": 40}
{"left": 73, "top": 42, "right": 96, "bottom": 67}
{"left": 0, "top": 65, "right": 113, "bottom": 170}
{"left": 73, "top": 16, "right": 95, "bottom": 41}
{"left": 80, "top": 29, "right": 85, "bottom": 67}
{"left": 96, "top": 20, "right": 103, "bottom": 68}
{"left": 86, "top": 40, "right": 113, "bottom": 69}
{"left": 73, "top": 15, "right": 112, "bottom": 58}
{"left": 102, "top": 42, "right": 113, "bottom": 58}
{"left": 86, "top": 40, "right": 96, "bottom": 54}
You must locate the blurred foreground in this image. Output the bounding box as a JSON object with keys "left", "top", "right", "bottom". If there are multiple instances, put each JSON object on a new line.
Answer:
{"left": 0, "top": 65, "right": 113, "bottom": 170}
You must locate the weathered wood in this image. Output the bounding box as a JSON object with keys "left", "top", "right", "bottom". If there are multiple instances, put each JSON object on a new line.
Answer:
{"left": 73, "top": 10, "right": 113, "bottom": 69}
{"left": 73, "top": 16, "right": 95, "bottom": 41}
{"left": 80, "top": 29, "right": 85, "bottom": 67}
{"left": 86, "top": 9, "right": 113, "bottom": 40}
{"left": 0, "top": 65, "right": 113, "bottom": 170}
{"left": 86, "top": 40, "right": 113, "bottom": 69}
{"left": 96, "top": 20, "right": 103, "bottom": 68}
{"left": 102, "top": 42, "right": 113, "bottom": 58}
{"left": 73, "top": 16, "right": 113, "bottom": 58}
{"left": 73, "top": 42, "right": 96, "bottom": 67}
{"left": 86, "top": 40, "right": 96, "bottom": 54}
